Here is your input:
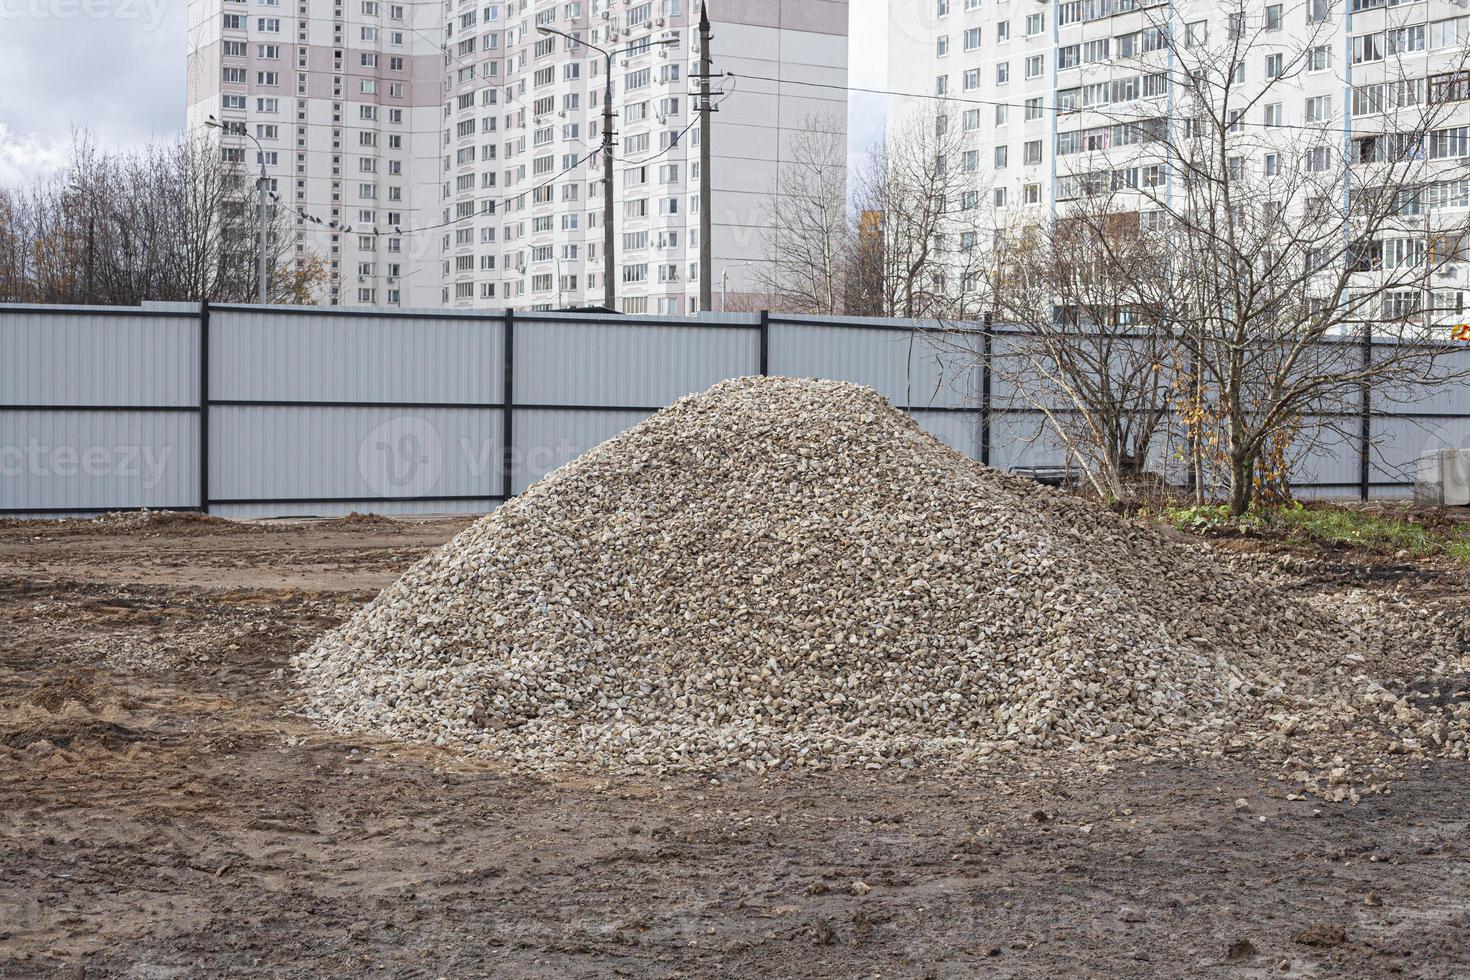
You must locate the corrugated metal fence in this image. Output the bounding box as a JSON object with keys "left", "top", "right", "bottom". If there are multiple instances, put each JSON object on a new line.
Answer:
{"left": 3, "top": 301, "right": 1467, "bottom": 518}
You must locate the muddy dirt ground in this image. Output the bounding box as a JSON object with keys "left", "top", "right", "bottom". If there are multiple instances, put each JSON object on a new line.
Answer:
{"left": 1, "top": 514, "right": 1467, "bottom": 979}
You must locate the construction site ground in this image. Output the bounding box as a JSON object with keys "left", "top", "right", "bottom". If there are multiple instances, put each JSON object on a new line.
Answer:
{"left": 1, "top": 513, "right": 1466, "bottom": 978}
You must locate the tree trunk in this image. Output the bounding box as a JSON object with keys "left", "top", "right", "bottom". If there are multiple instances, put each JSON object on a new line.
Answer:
{"left": 1227, "top": 454, "right": 1254, "bottom": 516}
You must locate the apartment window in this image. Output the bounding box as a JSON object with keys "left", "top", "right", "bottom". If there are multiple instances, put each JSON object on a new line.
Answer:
{"left": 937, "top": 0, "right": 949, "bottom": 14}
{"left": 1264, "top": 103, "right": 1283, "bottom": 127}
{"left": 1026, "top": 12, "right": 1044, "bottom": 35}
{"left": 996, "top": 21, "right": 1009, "bottom": 42}
{"left": 995, "top": 104, "right": 1008, "bottom": 126}
{"left": 1186, "top": 21, "right": 1207, "bottom": 48}
{"left": 257, "top": 97, "right": 279, "bottom": 113}
{"left": 962, "top": 109, "right": 980, "bottom": 130}
{"left": 962, "top": 149, "right": 979, "bottom": 172}
{"left": 1303, "top": 146, "right": 1331, "bottom": 172}
{"left": 994, "top": 145, "right": 1008, "bottom": 168}
{"left": 1305, "top": 95, "right": 1332, "bottom": 122}
{"left": 964, "top": 68, "right": 980, "bottom": 90}
{"left": 936, "top": 75, "right": 949, "bottom": 95}
{"left": 222, "top": 94, "right": 246, "bottom": 109}
{"left": 937, "top": 35, "right": 950, "bottom": 57}
{"left": 222, "top": 67, "right": 246, "bottom": 84}
{"left": 1025, "top": 54, "right": 1044, "bottom": 79}
{"left": 1306, "top": 0, "right": 1328, "bottom": 22}
{"left": 256, "top": 71, "right": 279, "bottom": 86}
{"left": 963, "top": 27, "right": 980, "bottom": 51}
{"left": 1352, "top": 33, "right": 1384, "bottom": 65}
{"left": 361, "top": 26, "right": 377, "bottom": 41}
{"left": 1024, "top": 97, "right": 1043, "bottom": 121}
{"left": 257, "top": 17, "right": 280, "bottom": 31}
{"left": 1023, "top": 139, "right": 1042, "bottom": 165}
{"left": 1265, "top": 4, "right": 1282, "bottom": 30}
{"left": 1058, "top": 45, "right": 1079, "bottom": 70}
{"left": 1265, "top": 53, "right": 1283, "bottom": 79}
{"left": 1307, "top": 45, "right": 1331, "bottom": 72}
{"left": 222, "top": 40, "right": 246, "bottom": 57}
{"left": 1227, "top": 12, "right": 1243, "bottom": 39}
{"left": 961, "top": 189, "right": 979, "bottom": 210}
{"left": 222, "top": 13, "right": 245, "bottom": 29}
{"left": 1023, "top": 183, "right": 1040, "bottom": 205}
{"left": 996, "top": 62, "right": 1009, "bottom": 84}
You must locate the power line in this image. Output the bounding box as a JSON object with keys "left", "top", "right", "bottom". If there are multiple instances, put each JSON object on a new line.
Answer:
{"left": 723, "top": 69, "right": 1468, "bottom": 139}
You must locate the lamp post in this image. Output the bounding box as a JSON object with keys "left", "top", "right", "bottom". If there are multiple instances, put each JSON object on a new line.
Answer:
{"left": 720, "top": 260, "right": 751, "bottom": 313}
{"left": 205, "top": 115, "right": 271, "bottom": 304}
{"left": 536, "top": 27, "right": 678, "bottom": 313}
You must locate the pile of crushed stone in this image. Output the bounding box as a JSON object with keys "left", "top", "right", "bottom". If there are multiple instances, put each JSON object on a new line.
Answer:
{"left": 293, "top": 377, "right": 1468, "bottom": 777}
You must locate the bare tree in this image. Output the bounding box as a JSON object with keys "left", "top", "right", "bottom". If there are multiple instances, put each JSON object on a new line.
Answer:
{"left": 848, "top": 111, "right": 989, "bottom": 320}
{"left": 752, "top": 115, "right": 851, "bottom": 314}
{"left": 965, "top": 196, "right": 1187, "bottom": 506}
{"left": 0, "top": 131, "right": 319, "bottom": 305}
{"left": 1134, "top": 0, "right": 1470, "bottom": 513}
{"left": 927, "top": 0, "right": 1470, "bottom": 513}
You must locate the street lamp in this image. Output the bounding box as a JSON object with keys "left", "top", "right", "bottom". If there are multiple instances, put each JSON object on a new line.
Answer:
{"left": 721, "top": 261, "right": 751, "bottom": 313}
{"left": 205, "top": 114, "right": 271, "bottom": 304}
{"left": 536, "top": 26, "right": 678, "bottom": 313}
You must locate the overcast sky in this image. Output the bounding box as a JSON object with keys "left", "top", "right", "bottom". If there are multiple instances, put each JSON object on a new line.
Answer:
{"left": 0, "top": 0, "right": 887, "bottom": 186}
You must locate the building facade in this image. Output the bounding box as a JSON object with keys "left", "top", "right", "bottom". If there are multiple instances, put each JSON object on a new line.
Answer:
{"left": 887, "top": 0, "right": 1470, "bottom": 323}
{"left": 187, "top": 0, "right": 849, "bottom": 312}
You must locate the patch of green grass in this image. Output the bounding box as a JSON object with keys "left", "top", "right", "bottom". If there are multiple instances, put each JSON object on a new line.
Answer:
{"left": 1159, "top": 501, "right": 1470, "bottom": 562}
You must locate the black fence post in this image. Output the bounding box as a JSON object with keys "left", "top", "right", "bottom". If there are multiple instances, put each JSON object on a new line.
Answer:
{"left": 980, "top": 311, "right": 993, "bottom": 467}
{"left": 198, "top": 300, "right": 210, "bottom": 514}
{"left": 758, "top": 310, "right": 770, "bottom": 376}
{"left": 502, "top": 308, "right": 515, "bottom": 502}
{"left": 1359, "top": 326, "right": 1372, "bottom": 502}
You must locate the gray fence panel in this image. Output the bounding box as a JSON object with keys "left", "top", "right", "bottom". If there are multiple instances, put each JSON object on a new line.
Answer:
{"left": 208, "top": 307, "right": 505, "bottom": 404}
{"left": 208, "top": 405, "right": 504, "bottom": 506}
{"left": 11, "top": 302, "right": 1470, "bottom": 516}
{"left": 1, "top": 307, "right": 198, "bottom": 407}
{"left": 0, "top": 409, "right": 199, "bottom": 512}
{"left": 768, "top": 321, "right": 978, "bottom": 409}
{"left": 1370, "top": 346, "right": 1470, "bottom": 415}
{"left": 910, "top": 410, "right": 983, "bottom": 459}
{"left": 513, "top": 318, "right": 758, "bottom": 407}
{"left": 511, "top": 408, "right": 654, "bottom": 494}
{"left": 1369, "top": 414, "right": 1470, "bottom": 485}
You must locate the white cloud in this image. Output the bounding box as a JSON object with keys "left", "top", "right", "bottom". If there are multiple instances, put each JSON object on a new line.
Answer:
{"left": 0, "top": 123, "right": 68, "bottom": 187}
{"left": 0, "top": 0, "right": 185, "bottom": 188}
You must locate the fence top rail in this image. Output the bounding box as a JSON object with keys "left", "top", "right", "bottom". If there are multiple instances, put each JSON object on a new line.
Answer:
{"left": 0, "top": 303, "right": 201, "bottom": 319}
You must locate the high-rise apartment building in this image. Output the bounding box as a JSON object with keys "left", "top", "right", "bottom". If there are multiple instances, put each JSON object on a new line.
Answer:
{"left": 186, "top": 0, "right": 446, "bottom": 307}
{"left": 888, "top": 0, "right": 1470, "bottom": 322}
{"left": 187, "top": 0, "right": 849, "bottom": 312}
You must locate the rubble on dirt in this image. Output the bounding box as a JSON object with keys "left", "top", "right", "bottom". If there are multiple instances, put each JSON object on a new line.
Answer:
{"left": 292, "top": 377, "right": 1470, "bottom": 777}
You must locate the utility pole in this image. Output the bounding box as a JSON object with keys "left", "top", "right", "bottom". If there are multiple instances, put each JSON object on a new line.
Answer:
{"left": 697, "top": 2, "right": 714, "bottom": 313}
{"left": 256, "top": 168, "right": 269, "bottom": 304}
{"left": 537, "top": 27, "right": 677, "bottom": 311}
{"left": 602, "top": 47, "right": 617, "bottom": 311}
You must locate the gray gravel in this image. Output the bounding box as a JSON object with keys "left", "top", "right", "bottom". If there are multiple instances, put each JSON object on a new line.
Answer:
{"left": 293, "top": 377, "right": 1469, "bottom": 777}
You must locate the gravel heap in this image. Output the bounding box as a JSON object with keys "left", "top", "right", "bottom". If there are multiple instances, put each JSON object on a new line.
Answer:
{"left": 293, "top": 377, "right": 1460, "bottom": 775}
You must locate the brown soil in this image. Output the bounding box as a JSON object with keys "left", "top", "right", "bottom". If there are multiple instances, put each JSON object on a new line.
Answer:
{"left": 2, "top": 514, "right": 1467, "bottom": 978}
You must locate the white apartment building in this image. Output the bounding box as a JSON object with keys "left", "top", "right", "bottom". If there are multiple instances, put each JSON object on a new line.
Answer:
{"left": 187, "top": 0, "right": 850, "bottom": 313}
{"left": 187, "top": 0, "right": 446, "bottom": 307}
{"left": 888, "top": 0, "right": 1470, "bottom": 322}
